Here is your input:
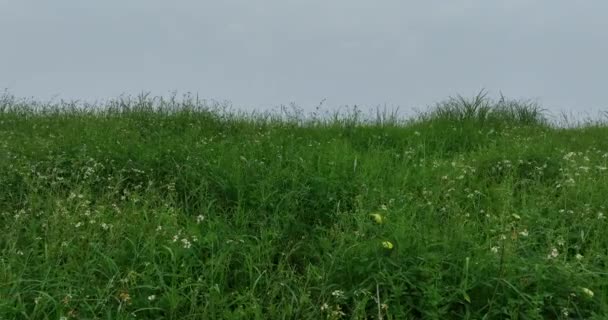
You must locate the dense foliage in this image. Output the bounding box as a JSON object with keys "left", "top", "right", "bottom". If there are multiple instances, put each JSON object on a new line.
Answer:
{"left": 1, "top": 93, "right": 607, "bottom": 319}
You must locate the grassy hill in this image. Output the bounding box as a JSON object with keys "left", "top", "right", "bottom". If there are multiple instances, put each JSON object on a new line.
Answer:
{"left": 1, "top": 93, "right": 607, "bottom": 319}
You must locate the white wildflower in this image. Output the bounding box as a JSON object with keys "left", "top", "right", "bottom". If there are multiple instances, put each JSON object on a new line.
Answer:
{"left": 547, "top": 247, "right": 559, "bottom": 259}
{"left": 181, "top": 238, "right": 192, "bottom": 249}
{"left": 331, "top": 290, "right": 345, "bottom": 299}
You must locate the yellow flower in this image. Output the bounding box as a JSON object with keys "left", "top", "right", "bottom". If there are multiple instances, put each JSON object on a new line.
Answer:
{"left": 581, "top": 287, "right": 594, "bottom": 298}
{"left": 382, "top": 241, "right": 394, "bottom": 250}
{"left": 369, "top": 213, "right": 384, "bottom": 224}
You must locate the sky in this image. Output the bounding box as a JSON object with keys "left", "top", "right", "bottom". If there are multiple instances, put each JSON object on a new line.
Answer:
{"left": 1, "top": 0, "right": 607, "bottom": 117}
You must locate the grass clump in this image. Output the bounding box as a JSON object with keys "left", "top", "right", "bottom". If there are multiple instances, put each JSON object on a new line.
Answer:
{"left": 1, "top": 92, "right": 607, "bottom": 319}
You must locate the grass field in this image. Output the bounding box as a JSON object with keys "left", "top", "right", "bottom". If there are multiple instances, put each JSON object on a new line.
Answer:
{"left": 1, "top": 93, "right": 607, "bottom": 319}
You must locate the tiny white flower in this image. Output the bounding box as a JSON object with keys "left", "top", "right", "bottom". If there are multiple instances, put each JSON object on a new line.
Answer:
{"left": 519, "top": 229, "right": 529, "bottom": 237}
{"left": 196, "top": 215, "right": 205, "bottom": 224}
{"left": 491, "top": 246, "right": 499, "bottom": 254}
{"left": 147, "top": 295, "right": 156, "bottom": 301}
{"left": 575, "top": 253, "right": 584, "bottom": 260}
{"left": 547, "top": 247, "right": 559, "bottom": 259}
{"left": 181, "top": 238, "right": 192, "bottom": 249}
{"left": 331, "top": 290, "right": 345, "bottom": 299}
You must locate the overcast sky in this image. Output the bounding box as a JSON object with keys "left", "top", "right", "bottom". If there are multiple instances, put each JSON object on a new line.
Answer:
{"left": 1, "top": 1, "right": 607, "bottom": 115}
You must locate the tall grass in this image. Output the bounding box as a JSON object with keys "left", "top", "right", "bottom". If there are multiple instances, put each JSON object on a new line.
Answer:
{"left": 1, "top": 92, "right": 607, "bottom": 319}
{"left": 419, "top": 91, "right": 546, "bottom": 126}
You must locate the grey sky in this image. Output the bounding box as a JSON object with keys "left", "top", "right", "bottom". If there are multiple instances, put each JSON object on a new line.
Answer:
{"left": 1, "top": 1, "right": 607, "bottom": 115}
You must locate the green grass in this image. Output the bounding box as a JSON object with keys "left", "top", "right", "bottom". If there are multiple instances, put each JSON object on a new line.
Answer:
{"left": 1, "top": 92, "right": 607, "bottom": 319}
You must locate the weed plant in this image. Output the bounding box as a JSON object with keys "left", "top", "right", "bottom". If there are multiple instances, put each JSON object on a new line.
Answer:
{"left": 1, "top": 92, "right": 607, "bottom": 319}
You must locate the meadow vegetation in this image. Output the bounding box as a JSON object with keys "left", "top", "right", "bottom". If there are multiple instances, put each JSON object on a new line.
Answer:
{"left": 1, "top": 92, "right": 607, "bottom": 319}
